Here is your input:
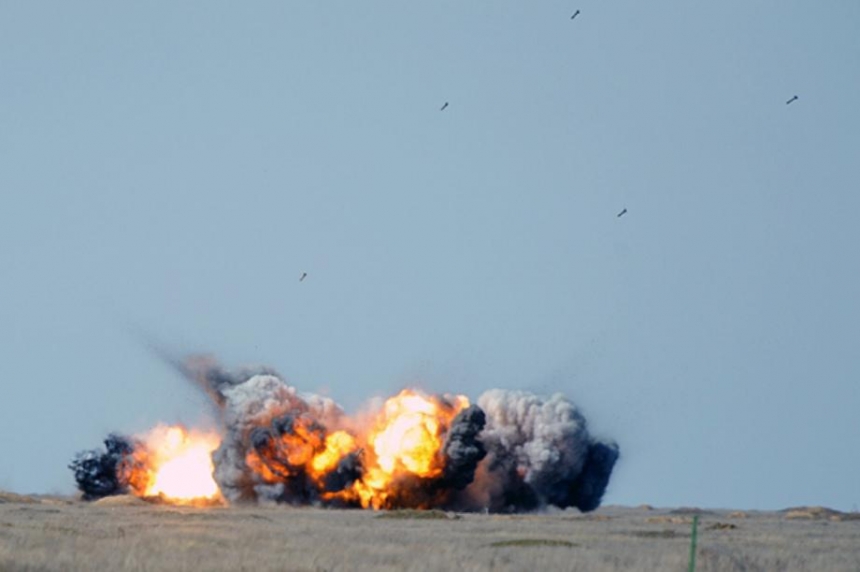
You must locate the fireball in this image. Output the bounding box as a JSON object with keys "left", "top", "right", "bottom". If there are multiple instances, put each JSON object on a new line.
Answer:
{"left": 371, "top": 391, "right": 460, "bottom": 477}
{"left": 128, "top": 425, "right": 222, "bottom": 504}
{"left": 235, "top": 389, "right": 471, "bottom": 509}
{"left": 350, "top": 389, "right": 470, "bottom": 508}
{"left": 311, "top": 430, "right": 358, "bottom": 475}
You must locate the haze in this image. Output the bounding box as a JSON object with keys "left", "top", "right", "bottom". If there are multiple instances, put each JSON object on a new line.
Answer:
{"left": 1, "top": 1, "right": 858, "bottom": 511}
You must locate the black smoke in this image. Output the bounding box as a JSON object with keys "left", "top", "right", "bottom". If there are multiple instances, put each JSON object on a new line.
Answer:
{"left": 568, "top": 441, "right": 621, "bottom": 512}
{"left": 440, "top": 405, "right": 487, "bottom": 491}
{"left": 246, "top": 412, "right": 360, "bottom": 504}
{"left": 322, "top": 451, "right": 363, "bottom": 494}
{"left": 69, "top": 434, "right": 138, "bottom": 500}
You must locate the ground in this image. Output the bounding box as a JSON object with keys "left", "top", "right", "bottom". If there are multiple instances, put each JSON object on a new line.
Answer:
{"left": 1, "top": 493, "right": 859, "bottom": 571}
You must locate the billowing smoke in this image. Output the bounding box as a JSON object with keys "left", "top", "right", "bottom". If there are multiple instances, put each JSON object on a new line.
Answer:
{"left": 69, "top": 434, "right": 138, "bottom": 499}
{"left": 460, "top": 390, "right": 619, "bottom": 512}
{"left": 71, "top": 356, "right": 618, "bottom": 512}
{"left": 441, "top": 405, "right": 487, "bottom": 491}
{"left": 217, "top": 374, "right": 348, "bottom": 504}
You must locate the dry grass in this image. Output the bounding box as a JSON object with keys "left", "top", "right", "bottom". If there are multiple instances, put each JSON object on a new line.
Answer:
{"left": 707, "top": 522, "right": 738, "bottom": 531}
{"left": 489, "top": 538, "right": 577, "bottom": 548}
{"left": 0, "top": 492, "right": 39, "bottom": 504}
{"left": 376, "top": 509, "right": 457, "bottom": 520}
{"left": 627, "top": 529, "right": 679, "bottom": 539}
{"left": 783, "top": 506, "right": 860, "bottom": 522}
{"left": 0, "top": 496, "right": 859, "bottom": 571}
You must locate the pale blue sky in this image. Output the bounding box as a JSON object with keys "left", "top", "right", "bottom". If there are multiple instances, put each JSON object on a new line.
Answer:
{"left": 1, "top": 1, "right": 858, "bottom": 510}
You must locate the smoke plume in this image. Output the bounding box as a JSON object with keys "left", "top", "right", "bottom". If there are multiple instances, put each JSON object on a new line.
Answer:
{"left": 463, "top": 389, "right": 619, "bottom": 512}
{"left": 69, "top": 435, "right": 134, "bottom": 499}
{"left": 71, "top": 356, "right": 618, "bottom": 512}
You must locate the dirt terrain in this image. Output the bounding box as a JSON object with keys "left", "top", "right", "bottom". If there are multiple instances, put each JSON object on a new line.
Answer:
{"left": 1, "top": 493, "right": 858, "bottom": 571}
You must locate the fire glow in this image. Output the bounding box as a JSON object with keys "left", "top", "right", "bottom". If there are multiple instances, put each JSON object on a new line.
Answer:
{"left": 119, "top": 425, "right": 221, "bottom": 504}
{"left": 242, "top": 389, "right": 470, "bottom": 509}
{"left": 94, "top": 425, "right": 222, "bottom": 505}
{"left": 71, "top": 356, "right": 620, "bottom": 513}
{"left": 354, "top": 390, "right": 470, "bottom": 508}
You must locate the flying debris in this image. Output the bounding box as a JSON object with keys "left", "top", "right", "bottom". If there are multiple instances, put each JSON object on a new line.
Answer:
{"left": 571, "top": 10, "right": 581, "bottom": 20}
{"left": 299, "top": 272, "right": 307, "bottom": 282}
{"left": 440, "top": 102, "right": 449, "bottom": 111}
{"left": 617, "top": 208, "right": 628, "bottom": 218}
{"left": 786, "top": 95, "right": 799, "bottom": 105}
{"left": 72, "top": 355, "right": 619, "bottom": 513}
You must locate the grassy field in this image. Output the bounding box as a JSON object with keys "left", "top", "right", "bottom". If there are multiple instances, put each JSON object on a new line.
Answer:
{"left": 1, "top": 493, "right": 859, "bottom": 571}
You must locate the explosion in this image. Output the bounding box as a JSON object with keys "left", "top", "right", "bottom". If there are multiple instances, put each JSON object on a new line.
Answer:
{"left": 70, "top": 425, "right": 221, "bottom": 505}
{"left": 71, "top": 356, "right": 619, "bottom": 513}
{"left": 347, "top": 390, "right": 472, "bottom": 509}
{"left": 372, "top": 391, "right": 459, "bottom": 477}
{"left": 134, "top": 426, "right": 221, "bottom": 502}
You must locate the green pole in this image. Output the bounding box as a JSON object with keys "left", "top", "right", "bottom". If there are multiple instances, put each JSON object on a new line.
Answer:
{"left": 688, "top": 515, "right": 699, "bottom": 572}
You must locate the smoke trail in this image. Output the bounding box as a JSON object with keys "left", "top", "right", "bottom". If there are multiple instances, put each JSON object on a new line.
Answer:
{"left": 153, "top": 349, "right": 281, "bottom": 409}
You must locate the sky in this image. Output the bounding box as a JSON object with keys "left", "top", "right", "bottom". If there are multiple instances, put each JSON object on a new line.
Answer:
{"left": 1, "top": 1, "right": 858, "bottom": 511}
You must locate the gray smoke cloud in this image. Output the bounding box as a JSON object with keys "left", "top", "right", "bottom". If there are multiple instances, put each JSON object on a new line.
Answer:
{"left": 72, "top": 353, "right": 618, "bottom": 513}
{"left": 214, "top": 373, "right": 344, "bottom": 503}
{"left": 462, "top": 389, "right": 619, "bottom": 512}
{"left": 441, "top": 405, "right": 487, "bottom": 491}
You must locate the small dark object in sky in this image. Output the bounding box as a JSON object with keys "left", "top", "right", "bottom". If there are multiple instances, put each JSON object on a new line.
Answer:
{"left": 440, "top": 102, "right": 449, "bottom": 111}
{"left": 571, "top": 10, "right": 581, "bottom": 20}
{"left": 617, "top": 208, "right": 627, "bottom": 218}
{"left": 786, "top": 95, "right": 799, "bottom": 105}
{"left": 299, "top": 272, "right": 307, "bottom": 282}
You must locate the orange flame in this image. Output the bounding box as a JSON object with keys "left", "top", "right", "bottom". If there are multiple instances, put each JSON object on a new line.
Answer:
{"left": 122, "top": 390, "right": 470, "bottom": 508}
{"left": 312, "top": 430, "right": 357, "bottom": 475}
{"left": 126, "top": 425, "right": 222, "bottom": 504}
{"left": 349, "top": 390, "right": 470, "bottom": 509}
{"left": 245, "top": 415, "right": 327, "bottom": 484}
{"left": 372, "top": 391, "right": 463, "bottom": 477}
